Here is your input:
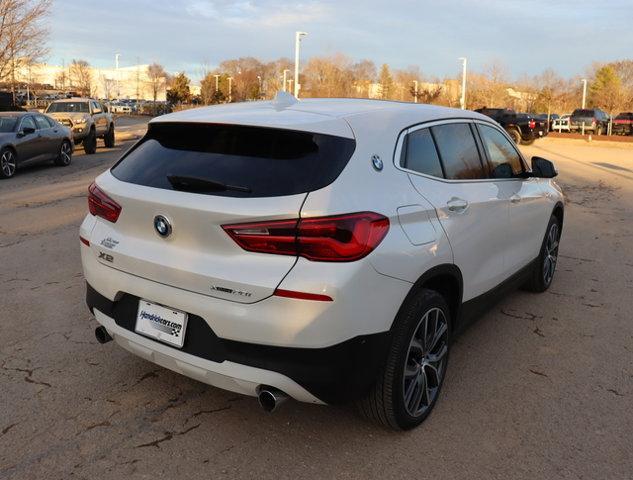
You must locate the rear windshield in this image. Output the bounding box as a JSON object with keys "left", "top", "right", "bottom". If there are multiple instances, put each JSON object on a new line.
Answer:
{"left": 46, "top": 102, "right": 90, "bottom": 113}
{"left": 572, "top": 109, "right": 594, "bottom": 117}
{"left": 615, "top": 112, "right": 633, "bottom": 119}
{"left": 111, "top": 123, "right": 356, "bottom": 198}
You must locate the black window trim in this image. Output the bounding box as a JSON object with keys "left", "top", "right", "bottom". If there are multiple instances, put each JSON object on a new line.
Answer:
{"left": 395, "top": 118, "right": 529, "bottom": 184}
{"left": 18, "top": 115, "right": 36, "bottom": 131}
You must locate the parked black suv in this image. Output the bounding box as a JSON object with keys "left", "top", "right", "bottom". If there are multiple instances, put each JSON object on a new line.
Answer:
{"left": 475, "top": 108, "right": 547, "bottom": 145}
{"left": 612, "top": 112, "right": 633, "bottom": 136}
{"left": 569, "top": 108, "right": 609, "bottom": 135}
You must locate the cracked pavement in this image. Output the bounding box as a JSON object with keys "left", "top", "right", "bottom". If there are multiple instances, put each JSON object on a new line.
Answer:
{"left": 0, "top": 132, "right": 632, "bottom": 479}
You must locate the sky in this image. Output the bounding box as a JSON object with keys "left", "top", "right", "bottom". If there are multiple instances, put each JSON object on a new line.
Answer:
{"left": 48, "top": 0, "right": 633, "bottom": 82}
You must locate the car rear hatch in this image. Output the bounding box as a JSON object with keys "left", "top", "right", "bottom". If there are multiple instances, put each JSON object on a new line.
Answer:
{"left": 88, "top": 120, "right": 355, "bottom": 304}
{"left": 570, "top": 109, "right": 595, "bottom": 127}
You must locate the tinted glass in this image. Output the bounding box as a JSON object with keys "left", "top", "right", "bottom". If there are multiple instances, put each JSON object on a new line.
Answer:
{"left": 615, "top": 112, "right": 633, "bottom": 120}
{"left": 431, "top": 123, "right": 485, "bottom": 179}
{"left": 111, "top": 123, "right": 356, "bottom": 198}
{"left": 20, "top": 116, "right": 36, "bottom": 130}
{"left": 46, "top": 102, "right": 90, "bottom": 113}
{"left": 401, "top": 128, "right": 443, "bottom": 178}
{"left": 0, "top": 117, "right": 17, "bottom": 132}
{"left": 34, "top": 116, "right": 50, "bottom": 129}
{"left": 478, "top": 124, "right": 524, "bottom": 178}
{"left": 572, "top": 109, "right": 593, "bottom": 117}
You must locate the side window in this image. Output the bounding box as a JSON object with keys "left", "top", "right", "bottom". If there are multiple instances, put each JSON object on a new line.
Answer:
{"left": 20, "top": 116, "right": 36, "bottom": 131}
{"left": 431, "top": 123, "right": 486, "bottom": 179}
{"left": 478, "top": 124, "right": 524, "bottom": 178}
{"left": 34, "top": 115, "right": 50, "bottom": 130}
{"left": 92, "top": 101, "right": 101, "bottom": 112}
{"left": 400, "top": 128, "right": 444, "bottom": 178}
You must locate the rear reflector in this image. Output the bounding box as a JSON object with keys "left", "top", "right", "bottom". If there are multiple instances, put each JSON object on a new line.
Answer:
{"left": 88, "top": 182, "right": 121, "bottom": 223}
{"left": 223, "top": 212, "right": 389, "bottom": 262}
{"left": 80, "top": 236, "right": 90, "bottom": 246}
{"left": 273, "top": 289, "right": 333, "bottom": 302}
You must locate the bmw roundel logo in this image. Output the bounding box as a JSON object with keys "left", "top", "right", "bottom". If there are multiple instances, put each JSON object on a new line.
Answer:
{"left": 371, "top": 154, "right": 383, "bottom": 171}
{"left": 154, "top": 215, "right": 172, "bottom": 238}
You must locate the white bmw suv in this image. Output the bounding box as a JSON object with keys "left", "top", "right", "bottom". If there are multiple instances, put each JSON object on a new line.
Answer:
{"left": 80, "top": 95, "right": 564, "bottom": 430}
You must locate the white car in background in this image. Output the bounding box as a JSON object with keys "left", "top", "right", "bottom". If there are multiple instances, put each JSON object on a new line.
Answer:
{"left": 552, "top": 114, "right": 571, "bottom": 132}
{"left": 111, "top": 103, "right": 133, "bottom": 114}
{"left": 80, "top": 94, "right": 564, "bottom": 430}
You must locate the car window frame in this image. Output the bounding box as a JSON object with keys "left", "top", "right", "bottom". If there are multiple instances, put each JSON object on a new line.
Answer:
{"left": 394, "top": 118, "right": 521, "bottom": 184}
{"left": 472, "top": 121, "right": 528, "bottom": 178}
{"left": 18, "top": 115, "right": 37, "bottom": 132}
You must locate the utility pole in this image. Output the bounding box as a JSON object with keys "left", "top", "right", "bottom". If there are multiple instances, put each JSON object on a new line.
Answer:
{"left": 227, "top": 76, "right": 233, "bottom": 102}
{"left": 413, "top": 80, "right": 418, "bottom": 103}
{"left": 458, "top": 57, "right": 467, "bottom": 110}
{"left": 581, "top": 78, "right": 587, "bottom": 109}
{"left": 257, "top": 75, "right": 262, "bottom": 99}
{"left": 294, "top": 32, "right": 307, "bottom": 97}
{"left": 282, "top": 69, "right": 289, "bottom": 92}
{"left": 214, "top": 74, "right": 220, "bottom": 92}
{"left": 136, "top": 56, "right": 140, "bottom": 101}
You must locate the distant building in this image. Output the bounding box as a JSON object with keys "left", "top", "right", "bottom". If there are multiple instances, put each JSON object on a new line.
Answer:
{"left": 13, "top": 62, "right": 169, "bottom": 101}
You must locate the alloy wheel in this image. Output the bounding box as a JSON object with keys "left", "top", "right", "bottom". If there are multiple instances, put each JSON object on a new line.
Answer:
{"left": 60, "top": 142, "right": 72, "bottom": 165}
{"left": 402, "top": 307, "right": 448, "bottom": 417}
{"left": 1, "top": 150, "right": 16, "bottom": 177}
{"left": 543, "top": 223, "right": 559, "bottom": 286}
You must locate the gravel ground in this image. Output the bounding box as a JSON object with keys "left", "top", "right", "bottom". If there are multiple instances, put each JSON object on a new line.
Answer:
{"left": 0, "top": 135, "right": 631, "bottom": 479}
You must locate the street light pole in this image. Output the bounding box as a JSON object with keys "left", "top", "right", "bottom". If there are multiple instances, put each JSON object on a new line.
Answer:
{"left": 294, "top": 31, "right": 307, "bottom": 97}
{"left": 413, "top": 80, "right": 418, "bottom": 103}
{"left": 227, "top": 76, "right": 233, "bottom": 102}
{"left": 257, "top": 75, "right": 262, "bottom": 99}
{"left": 458, "top": 57, "right": 467, "bottom": 110}
{"left": 581, "top": 78, "right": 587, "bottom": 109}
{"left": 214, "top": 74, "right": 220, "bottom": 92}
{"left": 283, "top": 69, "right": 289, "bottom": 92}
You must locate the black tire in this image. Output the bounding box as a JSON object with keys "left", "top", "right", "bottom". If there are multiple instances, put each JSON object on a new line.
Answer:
{"left": 0, "top": 147, "right": 17, "bottom": 179}
{"left": 524, "top": 214, "right": 561, "bottom": 293}
{"left": 596, "top": 125, "right": 603, "bottom": 136}
{"left": 54, "top": 140, "right": 72, "bottom": 167}
{"left": 83, "top": 128, "right": 97, "bottom": 154}
{"left": 520, "top": 137, "right": 535, "bottom": 146}
{"left": 104, "top": 124, "right": 115, "bottom": 148}
{"left": 508, "top": 128, "right": 522, "bottom": 145}
{"left": 357, "top": 289, "right": 451, "bottom": 430}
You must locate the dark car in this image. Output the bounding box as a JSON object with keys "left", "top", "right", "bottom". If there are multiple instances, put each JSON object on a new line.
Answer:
{"left": 475, "top": 108, "right": 548, "bottom": 145}
{"left": 612, "top": 112, "right": 633, "bottom": 136}
{"left": 569, "top": 108, "right": 609, "bottom": 135}
{"left": 0, "top": 91, "right": 26, "bottom": 112}
{"left": 0, "top": 112, "right": 73, "bottom": 179}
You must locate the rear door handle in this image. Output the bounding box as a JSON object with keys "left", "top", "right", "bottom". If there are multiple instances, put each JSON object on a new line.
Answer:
{"left": 510, "top": 194, "right": 522, "bottom": 203}
{"left": 447, "top": 197, "right": 469, "bottom": 213}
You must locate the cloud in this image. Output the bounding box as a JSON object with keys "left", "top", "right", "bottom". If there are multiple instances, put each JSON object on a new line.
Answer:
{"left": 185, "top": 0, "right": 328, "bottom": 27}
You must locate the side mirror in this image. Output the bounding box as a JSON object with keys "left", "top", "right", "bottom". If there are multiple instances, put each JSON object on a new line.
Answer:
{"left": 531, "top": 156, "right": 558, "bottom": 178}
{"left": 18, "top": 126, "right": 36, "bottom": 137}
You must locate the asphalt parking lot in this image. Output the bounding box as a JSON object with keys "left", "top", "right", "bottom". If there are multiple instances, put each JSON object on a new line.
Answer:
{"left": 0, "top": 132, "right": 631, "bottom": 479}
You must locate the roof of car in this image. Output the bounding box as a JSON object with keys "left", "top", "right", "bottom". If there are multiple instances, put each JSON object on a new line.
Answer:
{"left": 152, "top": 96, "right": 487, "bottom": 138}
{"left": 52, "top": 97, "right": 93, "bottom": 102}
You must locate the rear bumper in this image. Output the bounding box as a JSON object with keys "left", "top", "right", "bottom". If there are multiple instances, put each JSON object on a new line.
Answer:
{"left": 87, "top": 283, "right": 391, "bottom": 404}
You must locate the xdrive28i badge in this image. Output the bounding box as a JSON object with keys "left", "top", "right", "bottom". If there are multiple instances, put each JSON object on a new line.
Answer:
{"left": 153, "top": 215, "right": 172, "bottom": 238}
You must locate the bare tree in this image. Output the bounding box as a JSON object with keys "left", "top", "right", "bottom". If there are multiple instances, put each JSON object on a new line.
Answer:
{"left": 69, "top": 59, "right": 92, "bottom": 96}
{"left": 147, "top": 62, "right": 167, "bottom": 102}
{"left": 0, "top": 0, "right": 51, "bottom": 98}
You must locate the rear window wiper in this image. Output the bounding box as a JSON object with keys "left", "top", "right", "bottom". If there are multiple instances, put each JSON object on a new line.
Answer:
{"left": 167, "top": 175, "right": 251, "bottom": 194}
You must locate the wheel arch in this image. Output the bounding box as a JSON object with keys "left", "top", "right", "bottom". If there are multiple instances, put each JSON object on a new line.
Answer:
{"left": 552, "top": 201, "right": 564, "bottom": 230}
{"left": 393, "top": 264, "right": 464, "bottom": 332}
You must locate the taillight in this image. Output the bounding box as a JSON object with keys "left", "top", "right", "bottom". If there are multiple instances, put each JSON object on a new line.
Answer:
{"left": 88, "top": 182, "right": 121, "bottom": 223}
{"left": 223, "top": 212, "right": 389, "bottom": 262}
{"left": 528, "top": 119, "right": 536, "bottom": 129}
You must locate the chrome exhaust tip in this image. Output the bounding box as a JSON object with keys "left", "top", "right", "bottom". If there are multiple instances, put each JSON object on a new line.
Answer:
{"left": 95, "top": 326, "right": 113, "bottom": 344}
{"left": 257, "top": 387, "right": 288, "bottom": 413}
